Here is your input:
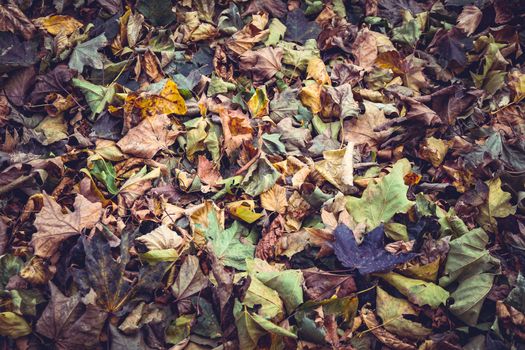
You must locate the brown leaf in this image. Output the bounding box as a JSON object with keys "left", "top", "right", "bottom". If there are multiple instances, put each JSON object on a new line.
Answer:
{"left": 225, "top": 13, "right": 269, "bottom": 56}
{"left": 343, "top": 100, "right": 394, "bottom": 149}
{"left": 197, "top": 155, "right": 222, "bottom": 186}
{"left": 240, "top": 47, "right": 283, "bottom": 81}
{"left": 360, "top": 306, "right": 417, "bottom": 350}
{"left": 36, "top": 283, "right": 107, "bottom": 350}
{"left": 0, "top": 4, "right": 36, "bottom": 40}
{"left": 352, "top": 28, "right": 378, "bottom": 69}
{"left": 117, "top": 114, "right": 180, "bottom": 158}
{"left": 302, "top": 268, "right": 356, "bottom": 300}
{"left": 456, "top": 5, "right": 482, "bottom": 36}
{"left": 219, "top": 108, "right": 253, "bottom": 156}
{"left": 31, "top": 193, "right": 102, "bottom": 258}
{"left": 260, "top": 184, "right": 287, "bottom": 214}
{"left": 256, "top": 215, "right": 285, "bottom": 260}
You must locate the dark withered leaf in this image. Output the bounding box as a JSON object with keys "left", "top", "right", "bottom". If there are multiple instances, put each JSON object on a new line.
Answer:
{"left": 333, "top": 225, "right": 417, "bottom": 275}
{"left": 30, "top": 65, "right": 76, "bottom": 105}
{"left": 0, "top": 32, "right": 38, "bottom": 73}
{"left": 284, "top": 9, "right": 321, "bottom": 45}
{"left": 77, "top": 232, "right": 168, "bottom": 313}
{"left": 36, "top": 283, "right": 107, "bottom": 350}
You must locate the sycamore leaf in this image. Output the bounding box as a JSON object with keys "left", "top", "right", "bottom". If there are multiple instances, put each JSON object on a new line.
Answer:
{"left": 204, "top": 210, "right": 255, "bottom": 270}
{"left": 477, "top": 177, "right": 516, "bottom": 232}
{"left": 76, "top": 232, "right": 168, "bottom": 313}
{"left": 284, "top": 9, "right": 321, "bottom": 44}
{"left": 376, "top": 287, "right": 431, "bottom": 339}
{"left": 72, "top": 78, "right": 115, "bottom": 119}
{"left": 171, "top": 255, "right": 208, "bottom": 300}
{"left": 333, "top": 224, "right": 416, "bottom": 275}
{"left": 234, "top": 301, "right": 296, "bottom": 350}
{"left": 117, "top": 114, "right": 180, "bottom": 158}
{"left": 265, "top": 18, "right": 286, "bottom": 46}
{"left": 31, "top": 193, "right": 102, "bottom": 258}
{"left": 36, "top": 283, "right": 107, "bottom": 349}
{"left": 375, "top": 272, "right": 449, "bottom": 309}
{"left": 37, "top": 15, "right": 83, "bottom": 36}
{"left": 439, "top": 227, "right": 500, "bottom": 287}
{"left": 346, "top": 158, "right": 414, "bottom": 230}
{"left": 136, "top": 225, "right": 184, "bottom": 251}
{"left": 69, "top": 34, "right": 107, "bottom": 73}
{"left": 449, "top": 273, "right": 495, "bottom": 326}
{"left": 133, "top": 79, "right": 187, "bottom": 117}
{"left": 254, "top": 269, "right": 304, "bottom": 313}
{"left": 456, "top": 5, "right": 482, "bottom": 36}
{"left": 240, "top": 157, "right": 280, "bottom": 197}
{"left": 260, "top": 184, "right": 287, "bottom": 214}
{"left": 240, "top": 47, "right": 283, "bottom": 81}
{"left": 34, "top": 114, "right": 68, "bottom": 145}
{"left": 242, "top": 277, "right": 284, "bottom": 319}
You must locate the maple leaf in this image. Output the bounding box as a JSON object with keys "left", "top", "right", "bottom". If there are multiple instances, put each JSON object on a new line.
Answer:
{"left": 333, "top": 224, "right": 416, "bottom": 275}
{"left": 117, "top": 114, "right": 180, "bottom": 158}
{"left": 31, "top": 193, "right": 102, "bottom": 258}
{"left": 346, "top": 159, "right": 414, "bottom": 230}
{"left": 240, "top": 46, "right": 283, "bottom": 81}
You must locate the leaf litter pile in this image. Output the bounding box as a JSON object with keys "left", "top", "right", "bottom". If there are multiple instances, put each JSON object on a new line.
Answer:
{"left": 2, "top": 0, "right": 525, "bottom": 349}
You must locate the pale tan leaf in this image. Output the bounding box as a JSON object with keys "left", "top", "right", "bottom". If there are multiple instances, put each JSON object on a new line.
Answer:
{"left": 260, "top": 185, "right": 287, "bottom": 214}
{"left": 32, "top": 193, "right": 102, "bottom": 258}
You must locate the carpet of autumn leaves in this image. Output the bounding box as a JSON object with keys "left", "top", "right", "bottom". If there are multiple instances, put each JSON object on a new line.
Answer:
{"left": 1, "top": 0, "right": 525, "bottom": 349}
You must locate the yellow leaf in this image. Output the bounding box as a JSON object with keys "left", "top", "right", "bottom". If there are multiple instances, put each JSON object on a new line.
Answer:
{"left": 306, "top": 57, "right": 331, "bottom": 85}
{"left": 419, "top": 137, "right": 448, "bottom": 167}
{"left": 227, "top": 200, "right": 263, "bottom": 223}
{"left": 38, "top": 15, "right": 83, "bottom": 36}
{"left": 134, "top": 79, "right": 187, "bottom": 117}
{"left": 299, "top": 82, "right": 322, "bottom": 114}
{"left": 247, "top": 87, "right": 269, "bottom": 118}
{"left": 260, "top": 184, "right": 287, "bottom": 214}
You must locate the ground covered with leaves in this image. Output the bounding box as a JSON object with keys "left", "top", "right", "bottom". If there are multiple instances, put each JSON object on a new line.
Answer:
{"left": 1, "top": 0, "right": 525, "bottom": 349}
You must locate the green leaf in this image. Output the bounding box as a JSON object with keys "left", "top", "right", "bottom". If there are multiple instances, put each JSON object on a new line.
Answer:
{"left": 234, "top": 301, "right": 296, "bottom": 350}
{"left": 346, "top": 158, "right": 415, "bottom": 230}
{"left": 204, "top": 211, "right": 255, "bottom": 270}
{"left": 0, "top": 254, "right": 23, "bottom": 289}
{"left": 89, "top": 157, "right": 118, "bottom": 194}
{"left": 376, "top": 287, "right": 431, "bottom": 339}
{"left": 262, "top": 133, "right": 286, "bottom": 155}
{"left": 166, "top": 314, "right": 194, "bottom": 345}
{"left": 265, "top": 19, "right": 287, "bottom": 46}
{"left": 240, "top": 157, "right": 280, "bottom": 197}
{"left": 392, "top": 19, "right": 421, "bottom": 47}
{"left": 505, "top": 272, "right": 525, "bottom": 313}
{"left": 449, "top": 273, "right": 495, "bottom": 326}
{"left": 439, "top": 228, "right": 500, "bottom": 287}
{"left": 376, "top": 272, "right": 449, "bottom": 309}
{"left": 72, "top": 78, "right": 115, "bottom": 120}
{"left": 207, "top": 74, "right": 236, "bottom": 96}
{"left": 191, "top": 297, "right": 222, "bottom": 339}
{"left": 69, "top": 34, "right": 107, "bottom": 73}
{"left": 137, "top": 0, "right": 176, "bottom": 26}
{"left": 243, "top": 277, "right": 284, "bottom": 319}
{"left": 0, "top": 312, "right": 31, "bottom": 338}
{"left": 477, "top": 177, "right": 516, "bottom": 232}
{"left": 140, "top": 249, "right": 179, "bottom": 263}
{"left": 278, "top": 39, "right": 320, "bottom": 71}
{"left": 254, "top": 269, "right": 304, "bottom": 313}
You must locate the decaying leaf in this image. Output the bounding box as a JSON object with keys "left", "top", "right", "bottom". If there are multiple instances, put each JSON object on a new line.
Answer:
{"left": 32, "top": 193, "right": 102, "bottom": 258}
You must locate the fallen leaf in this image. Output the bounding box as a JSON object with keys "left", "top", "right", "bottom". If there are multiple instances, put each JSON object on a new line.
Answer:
{"left": 260, "top": 184, "right": 287, "bottom": 214}
{"left": 117, "top": 114, "right": 180, "bottom": 158}
{"left": 333, "top": 224, "right": 416, "bottom": 275}
{"left": 31, "top": 193, "right": 102, "bottom": 258}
